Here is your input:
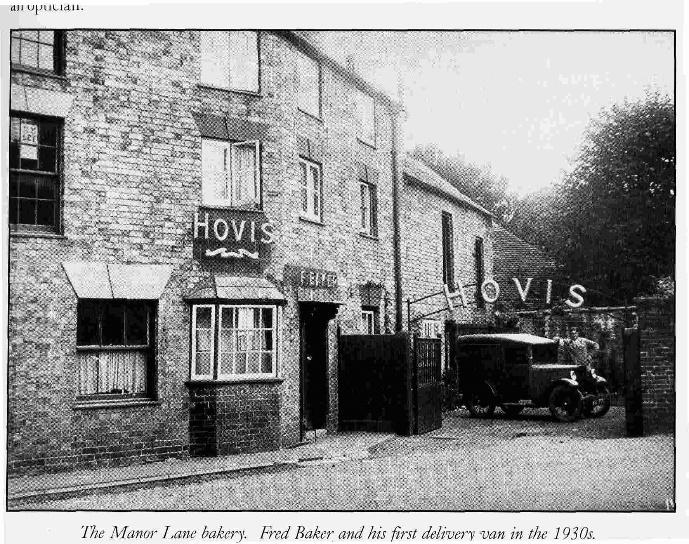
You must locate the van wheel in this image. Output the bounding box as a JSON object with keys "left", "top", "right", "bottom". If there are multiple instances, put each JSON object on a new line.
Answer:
{"left": 548, "top": 384, "right": 583, "bottom": 422}
{"left": 501, "top": 404, "right": 525, "bottom": 417}
{"left": 465, "top": 382, "right": 496, "bottom": 417}
{"left": 583, "top": 385, "right": 611, "bottom": 418}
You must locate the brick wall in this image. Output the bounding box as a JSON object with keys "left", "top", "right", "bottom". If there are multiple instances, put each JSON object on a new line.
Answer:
{"left": 9, "top": 30, "right": 398, "bottom": 474}
{"left": 635, "top": 296, "right": 675, "bottom": 433}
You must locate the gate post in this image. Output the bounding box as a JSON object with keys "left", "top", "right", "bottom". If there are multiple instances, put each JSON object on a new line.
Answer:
{"left": 623, "top": 327, "right": 643, "bottom": 437}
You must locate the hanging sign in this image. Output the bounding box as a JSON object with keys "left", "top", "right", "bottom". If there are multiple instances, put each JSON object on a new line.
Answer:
{"left": 193, "top": 208, "right": 275, "bottom": 261}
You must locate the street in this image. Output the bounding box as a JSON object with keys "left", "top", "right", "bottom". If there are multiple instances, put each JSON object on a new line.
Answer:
{"left": 17, "top": 407, "right": 673, "bottom": 511}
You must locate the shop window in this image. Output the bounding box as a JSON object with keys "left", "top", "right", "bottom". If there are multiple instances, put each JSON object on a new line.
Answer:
{"left": 10, "top": 30, "right": 64, "bottom": 74}
{"left": 296, "top": 49, "right": 320, "bottom": 118}
{"left": 441, "top": 211, "right": 455, "bottom": 288}
{"left": 359, "top": 180, "right": 378, "bottom": 236}
{"left": 361, "top": 308, "right": 379, "bottom": 334}
{"left": 299, "top": 157, "right": 322, "bottom": 222}
{"left": 201, "top": 138, "right": 261, "bottom": 209}
{"left": 355, "top": 89, "right": 375, "bottom": 146}
{"left": 200, "top": 30, "right": 259, "bottom": 93}
{"left": 76, "top": 300, "right": 155, "bottom": 398}
{"left": 475, "top": 236, "right": 485, "bottom": 308}
{"left": 9, "top": 115, "right": 61, "bottom": 231}
{"left": 191, "top": 304, "right": 278, "bottom": 380}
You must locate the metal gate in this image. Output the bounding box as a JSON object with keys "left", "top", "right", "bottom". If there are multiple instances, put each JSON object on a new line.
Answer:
{"left": 413, "top": 336, "right": 442, "bottom": 434}
{"left": 338, "top": 333, "right": 413, "bottom": 435}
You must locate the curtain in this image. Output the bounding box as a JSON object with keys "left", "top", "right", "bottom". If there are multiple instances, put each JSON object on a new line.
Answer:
{"left": 78, "top": 351, "right": 147, "bottom": 395}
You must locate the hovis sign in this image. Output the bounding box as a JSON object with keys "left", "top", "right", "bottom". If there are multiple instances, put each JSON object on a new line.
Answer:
{"left": 193, "top": 208, "right": 275, "bottom": 261}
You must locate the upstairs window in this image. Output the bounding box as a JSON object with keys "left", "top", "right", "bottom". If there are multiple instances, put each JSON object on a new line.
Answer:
{"left": 11, "top": 30, "right": 64, "bottom": 74}
{"left": 299, "top": 157, "right": 322, "bottom": 222}
{"left": 9, "top": 115, "right": 61, "bottom": 230}
{"left": 441, "top": 211, "right": 455, "bottom": 288}
{"left": 201, "top": 138, "right": 261, "bottom": 209}
{"left": 200, "top": 31, "right": 259, "bottom": 93}
{"left": 359, "top": 180, "right": 378, "bottom": 236}
{"left": 475, "top": 236, "right": 485, "bottom": 308}
{"left": 296, "top": 49, "right": 320, "bottom": 118}
{"left": 355, "top": 90, "right": 375, "bottom": 146}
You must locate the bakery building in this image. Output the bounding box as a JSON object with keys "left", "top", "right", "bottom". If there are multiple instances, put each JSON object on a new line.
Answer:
{"left": 8, "top": 30, "right": 492, "bottom": 474}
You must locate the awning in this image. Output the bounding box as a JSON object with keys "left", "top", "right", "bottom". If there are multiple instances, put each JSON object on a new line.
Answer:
{"left": 63, "top": 262, "right": 172, "bottom": 300}
{"left": 185, "top": 276, "right": 287, "bottom": 305}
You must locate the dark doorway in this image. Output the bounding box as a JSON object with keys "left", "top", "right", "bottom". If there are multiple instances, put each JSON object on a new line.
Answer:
{"left": 300, "top": 303, "right": 337, "bottom": 434}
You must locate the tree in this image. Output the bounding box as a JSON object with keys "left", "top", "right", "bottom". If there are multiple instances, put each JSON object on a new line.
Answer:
{"left": 541, "top": 93, "right": 675, "bottom": 303}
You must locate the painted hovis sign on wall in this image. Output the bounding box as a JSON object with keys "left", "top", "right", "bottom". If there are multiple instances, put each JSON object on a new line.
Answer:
{"left": 193, "top": 208, "right": 275, "bottom": 261}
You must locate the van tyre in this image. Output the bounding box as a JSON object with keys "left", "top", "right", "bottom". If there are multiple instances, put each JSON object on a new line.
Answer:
{"left": 583, "top": 385, "right": 611, "bottom": 418}
{"left": 465, "top": 381, "right": 496, "bottom": 417}
{"left": 548, "top": 384, "right": 583, "bottom": 422}
{"left": 501, "top": 404, "right": 525, "bottom": 417}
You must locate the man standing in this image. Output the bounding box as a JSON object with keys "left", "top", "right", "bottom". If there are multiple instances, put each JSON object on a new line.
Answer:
{"left": 554, "top": 327, "right": 600, "bottom": 369}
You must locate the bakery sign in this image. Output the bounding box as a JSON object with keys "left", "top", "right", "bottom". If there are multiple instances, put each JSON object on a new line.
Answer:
{"left": 193, "top": 208, "right": 275, "bottom": 261}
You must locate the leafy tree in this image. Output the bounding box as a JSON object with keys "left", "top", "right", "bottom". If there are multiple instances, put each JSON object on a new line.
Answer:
{"left": 520, "top": 93, "right": 675, "bottom": 303}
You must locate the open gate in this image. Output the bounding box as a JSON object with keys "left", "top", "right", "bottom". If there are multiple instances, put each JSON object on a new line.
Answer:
{"left": 413, "top": 336, "right": 442, "bottom": 434}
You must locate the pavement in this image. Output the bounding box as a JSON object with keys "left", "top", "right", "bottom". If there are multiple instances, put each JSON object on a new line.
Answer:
{"left": 7, "top": 431, "right": 393, "bottom": 504}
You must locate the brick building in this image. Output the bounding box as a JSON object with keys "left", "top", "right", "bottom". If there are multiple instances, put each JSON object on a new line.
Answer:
{"left": 8, "top": 30, "right": 493, "bottom": 473}
{"left": 402, "top": 156, "right": 495, "bottom": 371}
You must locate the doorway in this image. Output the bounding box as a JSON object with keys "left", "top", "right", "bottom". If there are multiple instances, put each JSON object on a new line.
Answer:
{"left": 300, "top": 303, "right": 337, "bottom": 435}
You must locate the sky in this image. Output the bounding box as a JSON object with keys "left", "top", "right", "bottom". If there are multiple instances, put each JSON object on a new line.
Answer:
{"left": 307, "top": 31, "right": 674, "bottom": 196}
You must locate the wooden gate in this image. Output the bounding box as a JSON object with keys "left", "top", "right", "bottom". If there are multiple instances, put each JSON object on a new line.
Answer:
{"left": 414, "top": 336, "right": 442, "bottom": 434}
{"left": 338, "top": 333, "right": 413, "bottom": 435}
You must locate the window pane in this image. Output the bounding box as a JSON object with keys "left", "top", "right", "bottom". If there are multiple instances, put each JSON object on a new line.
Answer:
{"left": 195, "top": 352, "right": 212, "bottom": 377}
{"left": 36, "top": 201, "right": 54, "bottom": 226}
{"left": 261, "top": 352, "right": 273, "bottom": 373}
{"left": 264, "top": 329, "right": 273, "bottom": 350}
{"left": 235, "top": 352, "right": 247, "bottom": 374}
{"left": 38, "top": 44, "right": 53, "bottom": 70}
{"left": 297, "top": 51, "right": 319, "bottom": 116}
{"left": 11, "top": 37, "right": 21, "bottom": 64}
{"left": 196, "top": 329, "right": 212, "bottom": 352}
{"left": 39, "top": 30, "right": 54, "bottom": 44}
{"left": 38, "top": 146, "right": 56, "bottom": 172}
{"left": 38, "top": 120, "right": 57, "bottom": 146}
{"left": 300, "top": 161, "right": 308, "bottom": 213}
{"left": 20, "top": 39, "right": 38, "bottom": 67}
{"left": 200, "top": 31, "right": 230, "bottom": 88}
{"left": 196, "top": 306, "right": 212, "bottom": 328}
{"left": 77, "top": 301, "right": 101, "bottom": 345}
{"left": 18, "top": 176, "right": 35, "bottom": 198}
{"left": 232, "top": 142, "right": 258, "bottom": 207}
{"left": 247, "top": 352, "right": 260, "bottom": 374}
{"left": 219, "top": 351, "right": 233, "bottom": 375}
{"left": 201, "top": 139, "right": 230, "bottom": 204}
{"left": 22, "top": 30, "right": 39, "bottom": 41}
{"left": 18, "top": 199, "right": 36, "bottom": 225}
{"left": 125, "top": 302, "right": 149, "bottom": 346}
{"left": 102, "top": 302, "right": 125, "bottom": 345}
{"left": 9, "top": 198, "right": 18, "bottom": 224}
{"left": 261, "top": 308, "right": 273, "bottom": 329}
{"left": 229, "top": 31, "right": 258, "bottom": 92}
{"left": 35, "top": 176, "right": 55, "bottom": 199}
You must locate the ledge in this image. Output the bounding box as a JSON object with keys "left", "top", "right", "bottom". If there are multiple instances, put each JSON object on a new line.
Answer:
{"left": 73, "top": 399, "right": 161, "bottom": 410}
{"left": 298, "top": 216, "right": 324, "bottom": 227}
{"left": 298, "top": 108, "right": 323, "bottom": 123}
{"left": 185, "top": 377, "right": 284, "bottom": 386}
{"left": 10, "top": 230, "right": 66, "bottom": 240}
{"left": 11, "top": 65, "right": 68, "bottom": 81}
{"left": 358, "top": 232, "right": 379, "bottom": 242}
{"left": 357, "top": 137, "right": 377, "bottom": 150}
{"left": 196, "top": 84, "right": 262, "bottom": 98}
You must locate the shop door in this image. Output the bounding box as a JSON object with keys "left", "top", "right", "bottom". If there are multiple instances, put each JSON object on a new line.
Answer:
{"left": 300, "top": 304, "right": 331, "bottom": 432}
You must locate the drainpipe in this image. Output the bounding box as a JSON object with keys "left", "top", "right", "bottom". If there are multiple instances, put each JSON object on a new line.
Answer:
{"left": 391, "top": 105, "right": 404, "bottom": 333}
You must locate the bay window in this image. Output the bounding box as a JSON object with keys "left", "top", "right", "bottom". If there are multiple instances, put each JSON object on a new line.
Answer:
{"left": 200, "top": 30, "right": 259, "bottom": 93}
{"left": 299, "top": 157, "right": 322, "bottom": 222}
{"left": 191, "top": 304, "right": 278, "bottom": 380}
{"left": 202, "top": 138, "right": 261, "bottom": 208}
{"left": 76, "top": 300, "right": 155, "bottom": 398}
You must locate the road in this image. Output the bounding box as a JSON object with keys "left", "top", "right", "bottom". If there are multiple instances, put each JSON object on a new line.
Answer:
{"left": 19, "top": 407, "right": 674, "bottom": 511}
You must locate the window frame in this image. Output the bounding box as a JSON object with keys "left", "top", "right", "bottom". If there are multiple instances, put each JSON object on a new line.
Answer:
{"left": 9, "top": 112, "right": 63, "bottom": 233}
{"left": 75, "top": 299, "right": 156, "bottom": 400}
{"left": 10, "top": 30, "right": 65, "bottom": 76}
{"left": 199, "top": 30, "right": 260, "bottom": 94}
{"left": 441, "top": 211, "right": 455, "bottom": 288}
{"left": 361, "top": 307, "right": 379, "bottom": 335}
{"left": 298, "top": 156, "right": 323, "bottom": 223}
{"left": 359, "top": 179, "right": 378, "bottom": 237}
{"left": 190, "top": 303, "right": 280, "bottom": 382}
{"left": 201, "top": 138, "right": 262, "bottom": 210}
{"left": 475, "top": 236, "right": 485, "bottom": 308}
{"left": 296, "top": 48, "right": 322, "bottom": 119}
{"left": 355, "top": 89, "right": 376, "bottom": 147}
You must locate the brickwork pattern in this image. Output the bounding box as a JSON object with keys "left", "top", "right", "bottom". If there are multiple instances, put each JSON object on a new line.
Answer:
{"left": 9, "top": 30, "right": 397, "bottom": 474}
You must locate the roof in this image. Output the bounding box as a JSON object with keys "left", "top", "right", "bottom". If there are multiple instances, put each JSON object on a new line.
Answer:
{"left": 185, "top": 276, "right": 286, "bottom": 304}
{"left": 456, "top": 333, "right": 556, "bottom": 346}
{"left": 403, "top": 155, "right": 493, "bottom": 218}
{"left": 492, "top": 223, "right": 557, "bottom": 279}
{"left": 279, "top": 31, "right": 402, "bottom": 112}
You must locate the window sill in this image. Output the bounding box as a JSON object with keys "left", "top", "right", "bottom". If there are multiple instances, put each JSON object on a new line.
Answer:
{"left": 10, "top": 230, "right": 65, "bottom": 240}
{"left": 359, "top": 232, "right": 379, "bottom": 241}
{"left": 11, "top": 64, "right": 67, "bottom": 81}
{"left": 197, "top": 84, "right": 262, "bottom": 98}
{"left": 298, "top": 108, "right": 323, "bottom": 123}
{"left": 357, "top": 137, "right": 377, "bottom": 150}
{"left": 74, "top": 399, "right": 160, "bottom": 410}
{"left": 200, "top": 203, "right": 263, "bottom": 212}
{"left": 299, "top": 216, "right": 324, "bottom": 226}
{"left": 185, "top": 377, "right": 284, "bottom": 386}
